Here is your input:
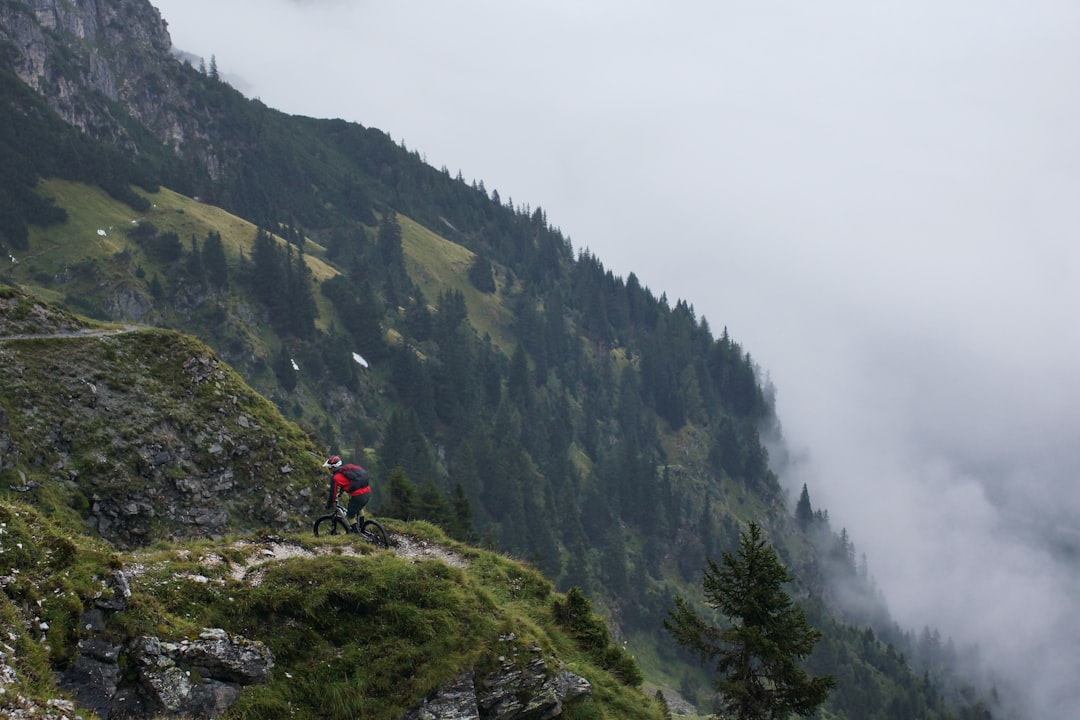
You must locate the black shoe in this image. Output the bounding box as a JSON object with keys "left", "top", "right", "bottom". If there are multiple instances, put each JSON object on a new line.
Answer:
{"left": 349, "top": 522, "right": 359, "bottom": 533}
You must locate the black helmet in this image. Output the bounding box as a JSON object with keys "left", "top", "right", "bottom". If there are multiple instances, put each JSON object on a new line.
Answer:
{"left": 323, "top": 455, "right": 342, "bottom": 470}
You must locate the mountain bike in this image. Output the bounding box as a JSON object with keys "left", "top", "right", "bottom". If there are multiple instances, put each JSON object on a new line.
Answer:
{"left": 312, "top": 501, "right": 389, "bottom": 548}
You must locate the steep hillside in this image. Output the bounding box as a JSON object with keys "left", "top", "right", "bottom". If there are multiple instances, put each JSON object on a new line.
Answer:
{"left": 0, "top": 288, "right": 658, "bottom": 718}
{"left": 0, "top": 285, "right": 325, "bottom": 548}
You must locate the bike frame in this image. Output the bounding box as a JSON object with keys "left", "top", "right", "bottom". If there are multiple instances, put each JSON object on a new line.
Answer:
{"left": 315, "top": 501, "right": 388, "bottom": 548}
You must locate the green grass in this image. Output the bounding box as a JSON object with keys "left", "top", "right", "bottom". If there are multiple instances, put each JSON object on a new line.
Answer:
{"left": 3, "top": 178, "right": 515, "bottom": 419}
{"left": 5, "top": 177, "right": 519, "bottom": 351}
{"left": 0, "top": 498, "right": 664, "bottom": 720}
{"left": 10, "top": 180, "right": 337, "bottom": 303}
{"left": 399, "top": 214, "right": 516, "bottom": 353}
{"left": 0, "top": 502, "right": 119, "bottom": 668}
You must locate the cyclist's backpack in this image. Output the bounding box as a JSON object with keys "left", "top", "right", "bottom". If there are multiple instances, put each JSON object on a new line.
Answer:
{"left": 342, "top": 465, "right": 369, "bottom": 492}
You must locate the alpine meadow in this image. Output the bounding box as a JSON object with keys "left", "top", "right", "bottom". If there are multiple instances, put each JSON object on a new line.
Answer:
{"left": 0, "top": 1, "right": 1012, "bottom": 718}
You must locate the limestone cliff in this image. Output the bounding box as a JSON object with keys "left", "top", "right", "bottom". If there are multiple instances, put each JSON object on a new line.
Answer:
{"left": 1, "top": 0, "right": 230, "bottom": 178}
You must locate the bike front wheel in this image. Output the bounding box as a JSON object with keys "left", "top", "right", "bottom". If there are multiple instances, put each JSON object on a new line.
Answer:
{"left": 359, "top": 519, "right": 389, "bottom": 548}
{"left": 313, "top": 515, "right": 350, "bottom": 537}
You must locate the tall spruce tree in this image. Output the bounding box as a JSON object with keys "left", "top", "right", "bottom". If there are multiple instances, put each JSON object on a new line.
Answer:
{"left": 666, "top": 521, "right": 834, "bottom": 720}
{"left": 380, "top": 466, "right": 419, "bottom": 521}
{"left": 795, "top": 484, "right": 814, "bottom": 529}
{"left": 201, "top": 230, "right": 228, "bottom": 288}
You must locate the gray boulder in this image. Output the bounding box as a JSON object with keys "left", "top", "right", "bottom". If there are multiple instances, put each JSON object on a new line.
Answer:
{"left": 404, "top": 651, "right": 592, "bottom": 720}
{"left": 60, "top": 628, "right": 273, "bottom": 719}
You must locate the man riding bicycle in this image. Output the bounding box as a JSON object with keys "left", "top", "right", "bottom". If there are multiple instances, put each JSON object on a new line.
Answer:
{"left": 323, "top": 454, "right": 371, "bottom": 532}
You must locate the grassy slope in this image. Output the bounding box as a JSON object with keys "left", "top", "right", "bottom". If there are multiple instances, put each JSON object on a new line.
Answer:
{"left": 12, "top": 179, "right": 339, "bottom": 330}
{"left": 398, "top": 214, "right": 516, "bottom": 353}
{"left": 25, "top": 179, "right": 334, "bottom": 275}
{"left": 9, "top": 180, "right": 511, "bottom": 349}
{"left": 0, "top": 501, "right": 662, "bottom": 720}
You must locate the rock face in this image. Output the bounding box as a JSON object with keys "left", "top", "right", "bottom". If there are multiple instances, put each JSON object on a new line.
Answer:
{"left": 404, "top": 662, "right": 592, "bottom": 720}
{"left": 404, "top": 672, "right": 481, "bottom": 720}
{"left": 0, "top": 303, "right": 323, "bottom": 549}
{"left": 403, "top": 633, "right": 593, "bottom": 720}
{"left": 0, "top": 0, "right": 169, "bottom": 147}
{"left": 477, "top": 657, "right": 592, "bottom": 720}
{"left": 57, "top": 569, "right": 273, "bottom": 719}
{"left": 61, "top": 628, "right": 273, "bottom": 720}
{"left": 0, "top": 0, "right": 232, "bottom": 178}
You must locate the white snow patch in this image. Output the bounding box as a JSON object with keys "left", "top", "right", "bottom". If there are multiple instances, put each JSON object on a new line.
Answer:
{"left": 96, "top": 229, "right": 107, "bottom": 237}
{"left": 352, "top": 352, "right": 369, "bottom": 368}
{"left": 290, "top": 358, "right": 299, "bottom": 371}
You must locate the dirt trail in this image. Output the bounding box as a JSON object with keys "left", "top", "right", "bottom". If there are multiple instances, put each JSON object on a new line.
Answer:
{"left": 0, "top": 326, "right": 140, "bottom": 342}
{"left": 157, "top": 533, "right": 470, "bottom": 588}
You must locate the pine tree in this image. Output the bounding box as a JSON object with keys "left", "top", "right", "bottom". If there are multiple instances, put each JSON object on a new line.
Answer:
{"left": 665, "top": 522, "right": 834, "bottom": 720}
{"left": 467, "top": 254, "right": 496, "bottom": 293}
{"left": 251, "top": 228, "right": 285, "bottom": 324}
{"left": 286, "top": 245, "right": 317, "bottom": 337}
{"left": 418, "top": 479, "right": 452, "bottom": 528}
{"left": 377, "top": 211, "right": 404, "bottom": 267}
{"left": 449, "top": 482, "right": 474, "bottom": 541}
{"left": 378, "top": 408, "right": 438, "bottom": 485}
{"left": 655, "top": 690, "right": 674, "bottom": 720}
{"left": 380, "top": 466, "right": 419, "bottom": 520}
{"left": 201, "top": 230, "right": 228, "bottom": 288}
{"left": 272, "top": 347, "right": 297, "bottom": 392}
{"left": 796, "top": 483, "right": 814, "bottom": 529}
{"left": 182, "top": 235, "right": 205, "bottom": 288}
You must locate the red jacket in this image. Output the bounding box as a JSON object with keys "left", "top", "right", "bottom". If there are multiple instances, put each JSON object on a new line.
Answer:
{"left": 328, "top": 463, "right": 371, "bottom": 506}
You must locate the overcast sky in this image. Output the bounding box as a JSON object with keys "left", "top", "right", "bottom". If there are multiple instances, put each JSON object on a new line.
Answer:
{"left": 151, "top": 1, "right": 1080, "bottom": 716}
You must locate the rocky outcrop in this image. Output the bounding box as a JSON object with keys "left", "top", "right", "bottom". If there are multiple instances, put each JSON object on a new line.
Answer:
{"left": 61, "top": 628, "right": 273, "bottom": 720}
{"left": 53, "top": 542, "right": 592, "bottom": 720}
{"left": 404, "top": 672, "right": 480, "bottom": 720}
{"left": 0, "top": 0, "right": 230, "bottom": 177}
{"left": 56, "top": 567, "right": 272, "bottom": 719}
{"left": 477, "top": 655, "right": 592, "bottom": 720}
{"left": 0, "top": 0, "right": 171, "bottom": 149}
{"left": 0, "top": 317, "right": 323, "bottom": 548}
{"left": 404, "top": 634, "right": 593, "bottom": 720}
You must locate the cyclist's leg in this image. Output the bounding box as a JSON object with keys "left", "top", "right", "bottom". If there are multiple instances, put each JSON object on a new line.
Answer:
{"left": 346, "top": 493, "right": 370, "bottom": 532}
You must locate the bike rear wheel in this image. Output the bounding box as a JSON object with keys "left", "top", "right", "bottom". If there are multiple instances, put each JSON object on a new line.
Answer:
{"left": 360, "top": 519, "right": 389, "bottom": 548}
{"left": 313, "top": 515, "right": 350, "bottom": 536}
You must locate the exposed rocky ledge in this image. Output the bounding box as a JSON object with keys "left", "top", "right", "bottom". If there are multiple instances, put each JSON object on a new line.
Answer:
{"left": 405, "top": 633, "right": 592, "bottom": 720}
{"left": 405, "top": 662, "right": 592, "bottom": 720}
{"left": 53, "top": 541, "right": 592, "bottom": 719}
{"left": 53, "top": 566, "right": 273, "bottom": 720}
{"left": 60, "top": 627, "right": 273, "bottom": 720}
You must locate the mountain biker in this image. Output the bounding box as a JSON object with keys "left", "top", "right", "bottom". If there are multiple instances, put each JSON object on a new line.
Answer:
{"left": 323, "top": 454, "right": 371, "bottom": 532}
